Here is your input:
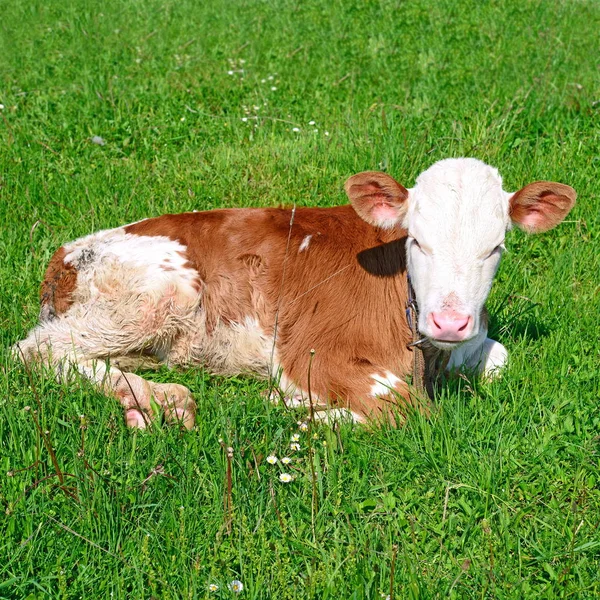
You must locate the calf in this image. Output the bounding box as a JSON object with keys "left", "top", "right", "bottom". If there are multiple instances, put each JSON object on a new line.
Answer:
{"left": 15, "top": 158, "right": 576, "bottom": 427}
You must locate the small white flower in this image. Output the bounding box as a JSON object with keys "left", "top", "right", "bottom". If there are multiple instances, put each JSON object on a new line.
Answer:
{"left": 135, "top": 58, "right": 142, "bottom": 64}
{"left": 229, "top": 580, "right": 244, "bottom": 593}
{"left": 241, "top": 117, "right": 248, "bottom": 122}
{"left": 298, "top": 422, "right": 308, "bottom": 431}
{"left": 228, "top": 70, "right": 234, "bottom": 75}
{"left": 208, "top": 583, "right": 219, "bottom": 592}
{"left": 271, "top": 86, "right": 277, "bottom": 91}
{"left": 324, "top": 131, "right": 330, "bottom": 136}
{"left": 281, "top": 457, "right": 291, "bottom": 465}
{"left": 290, "top": 442, "right": 300, "bottom": 451}
{"left": 91, "top": 135, "right": 106, "bottom": 146}
{"left": 0, "top": 104, "right": 4, "bottom": 110}
{"left": 308, "top": 120, "right": 315, "bottom": 125}
{"left": 266, "top": 455, "right": 278, "bottom": 464}
{"left": 268, "top": 75, "right": 274, "bottom": 80}
{"left": 180, "top": 117, "right": 185, "bottom": 122}
{"left": 240, "top": 59, "right": 246, "bottom": 64}
{"left": 313, "top": 129, "right": 319, "bottom": 133}
{"left": 261, "top": 78, "right": 266, "bottom": 83}
{"left": 292, "top": 127, "right": 300, "bottom": 132}
{"left": 279, "top": 473, "right": 293, "bottom": 483}
{"left": 291, "top": 433, "right": 300, "bottom": 442}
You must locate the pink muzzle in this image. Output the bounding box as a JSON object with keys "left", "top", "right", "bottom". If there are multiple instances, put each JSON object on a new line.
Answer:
{"left": 427, "top": 311, "right": 472, "bottom": 342}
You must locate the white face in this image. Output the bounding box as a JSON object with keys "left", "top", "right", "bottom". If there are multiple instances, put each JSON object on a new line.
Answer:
{"left": 403, "top": 158, "right": 509, "bottom": 350}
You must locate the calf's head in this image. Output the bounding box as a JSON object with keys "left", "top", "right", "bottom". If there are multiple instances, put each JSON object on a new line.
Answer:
{"left": 346, "top": 158, "right": 576, "bottom": 350}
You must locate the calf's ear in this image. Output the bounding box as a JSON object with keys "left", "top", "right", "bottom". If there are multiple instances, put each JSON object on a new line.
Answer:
{"left": 509, "top": 181, "right": 576, "bottom": 233}
{"left": 345, "top": 171, "right": 409, "bottom": 229}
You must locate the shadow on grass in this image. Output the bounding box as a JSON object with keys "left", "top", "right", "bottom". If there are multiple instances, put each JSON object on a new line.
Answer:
{"left": 487, "top": 296, "right": 553, "bottom": 343}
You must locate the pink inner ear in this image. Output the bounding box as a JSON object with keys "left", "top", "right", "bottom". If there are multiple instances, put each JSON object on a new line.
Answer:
{"left": 370, "top": 200, "right": 401, "bottom": 222}
{"left": 517, "top": 206, "right": 545, "bottom": 230}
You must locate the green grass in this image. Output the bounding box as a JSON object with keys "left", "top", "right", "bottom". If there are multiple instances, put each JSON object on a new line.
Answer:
{"left": 1, "top": 0, "right": 600, "bottom": 597}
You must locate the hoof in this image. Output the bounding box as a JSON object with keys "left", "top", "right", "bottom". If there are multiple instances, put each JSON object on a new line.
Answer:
{"left": 125, "top": 409, "right": 148, "bottom": 429}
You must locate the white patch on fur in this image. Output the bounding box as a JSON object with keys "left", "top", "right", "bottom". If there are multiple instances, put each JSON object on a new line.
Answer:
{"left": 447, "top": 335, "right": 508, "bottom": 379}
{"left": 62, "top": 227, "right": 199, "bottom": 299}
{"left": 16, "top": 227, "right": 204, "bottom": 370}
{"left": 313, "top": 408, "right": 363, "bottom": 424}
{"left": 268, "top": 370, "right": 309, "bottom": 407}
{"left": 370, "top": 371, "right": 402, "bottom": 397}
{"left": 176, "top": 314, "right": 275, "bottom": 378}
{"left": 480, "top": 339, "right": 508, "bottom": 378}
{"left": 299, "top": 234, "right": 312, "bottom": 252}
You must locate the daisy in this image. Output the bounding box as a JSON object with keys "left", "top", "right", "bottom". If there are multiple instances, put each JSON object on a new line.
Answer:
{"left": 279, "top": 473, "right": 293, "bottom": 483}
{"left": 229, "top": 580, "right": 244, "bottom": 593}
{"left": 266, "top": 455, "right": 278, "bottom": 465}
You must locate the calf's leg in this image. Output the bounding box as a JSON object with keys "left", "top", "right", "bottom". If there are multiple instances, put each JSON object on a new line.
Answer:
{"left": 15, "top": 303, "right": 196, "bottom": 430}
{"left": 270, "top": 358, "right": 424, "bottom": 425}
{"left": 447, "top": 328, "right": 508, "bottom": 379}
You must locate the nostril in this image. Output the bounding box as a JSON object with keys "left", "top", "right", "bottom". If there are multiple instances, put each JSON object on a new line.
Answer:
{"left": 457, "top": 317, "right": 470, "bottom": 332}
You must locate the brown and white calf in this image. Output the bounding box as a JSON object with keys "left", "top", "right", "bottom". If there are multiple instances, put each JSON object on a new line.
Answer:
{"left": 15, "top": 158, "right": 576, "bottom": 428}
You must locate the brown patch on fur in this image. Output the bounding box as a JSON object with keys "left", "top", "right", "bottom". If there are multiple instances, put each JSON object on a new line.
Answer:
{"left": 40, "top": 247, "right": 78, "bottom": 319}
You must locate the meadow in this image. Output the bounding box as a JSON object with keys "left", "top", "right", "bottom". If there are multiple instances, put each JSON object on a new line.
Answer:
{"left": 1, "top": 0, "right": 599, "bottom": 597}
